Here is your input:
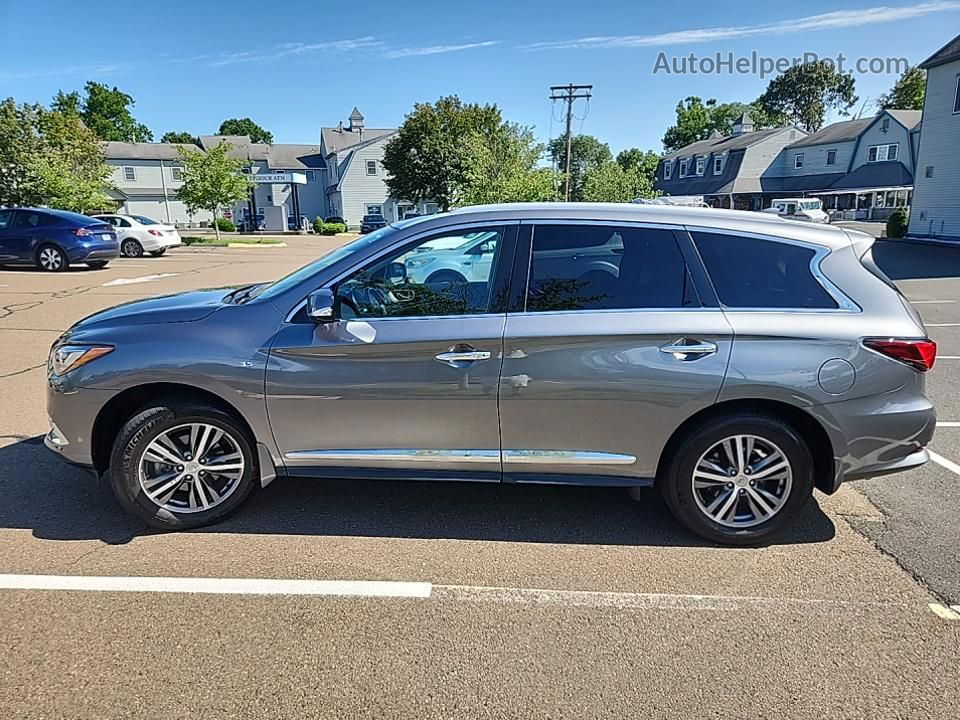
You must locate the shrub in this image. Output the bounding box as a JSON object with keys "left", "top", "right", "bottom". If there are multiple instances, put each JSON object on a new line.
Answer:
{"left": 886, "top": 208, "right": 909, "bottom": 238}
{"left": 313, "top": 216, "right": 325, "bottom": 233}
{"left": 314, "top": 221, "right": 346, "bottom": 235}
{"left": 215, "top": 217, "right": 236, "bottom": 232}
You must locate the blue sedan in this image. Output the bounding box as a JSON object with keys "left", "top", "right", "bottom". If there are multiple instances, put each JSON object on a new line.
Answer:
{"left": 0, "top": 208, "right": 119, "bottom": 271}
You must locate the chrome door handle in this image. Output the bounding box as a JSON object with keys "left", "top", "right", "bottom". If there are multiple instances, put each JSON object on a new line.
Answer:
{"left": 659, "top": 339, "right": 717, "bottom": 358}
{"left": 435, "top": 349, "right": 491, "bottom": 364}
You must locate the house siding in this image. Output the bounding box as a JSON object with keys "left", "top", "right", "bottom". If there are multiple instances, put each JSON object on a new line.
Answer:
{"left": 337, "top": 138, "right": 394, "bottom": 226}
{"left": 774, "top": 141, "right": 856, "bottom": 178}
{"left": 108, "top": 159, "right": 213, "bottom": 225}
{"left": 909, "top": 59, "right": 960, "bottom": 240}
{"left": 851, "top": 117, "right": 916, "bottom": 174}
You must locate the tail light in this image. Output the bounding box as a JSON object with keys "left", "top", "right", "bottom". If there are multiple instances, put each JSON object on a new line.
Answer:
{"left": 73, "top": 227, "right": 92, "bottom": 236}
{"left": 148, "top": 229, "right": 162, "bottom": 237}
{"left": 863, "top": 338, "right": 937, "bottom": 372}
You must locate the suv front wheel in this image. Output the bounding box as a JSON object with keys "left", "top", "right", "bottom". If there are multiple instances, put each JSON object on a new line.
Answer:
{"left": 660, "top": 413, "right": 814, "bottom": 545}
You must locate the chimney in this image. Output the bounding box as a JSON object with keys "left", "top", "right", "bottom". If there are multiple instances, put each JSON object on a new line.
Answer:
{"left": 337, "top": 121, "right": 343, "bottom": 133}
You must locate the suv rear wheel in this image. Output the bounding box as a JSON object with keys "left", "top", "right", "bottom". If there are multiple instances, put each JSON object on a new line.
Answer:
{"left": 659, "top": 413, "right": 814, "bottom": 545}
{"left": 109, "top": 402, "right": 258, "bottom": 530}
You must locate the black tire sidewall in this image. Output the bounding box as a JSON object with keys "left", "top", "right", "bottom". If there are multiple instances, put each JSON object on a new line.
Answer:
{"left": 37, "top": 244, "right": 68, "bottom": 272}
{"left": 661, "top": 414, "right": 814, "bottom": 545}
{"left": 109, "top": 404, "right": 258, "bottom": 530}
{"left": 122, "top": 239, "right": 143, "bottom": 257}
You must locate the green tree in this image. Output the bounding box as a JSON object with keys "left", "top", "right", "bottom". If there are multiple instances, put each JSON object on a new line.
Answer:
{"left": 546, "top": 134, "right": 612, "bottom": 201}
{"left": 176, "top": 142, "right": 253, "bottom": 241}
{"left": 616, "top": 148, "right": 661, "bottom": 189}
{"left": 581, "top": 162, "right": 658, "bottom": 203}
{"left": 662, "top": 97, "right": 783, "bottom": 151}
{"left": 877, "top": 66, "right": 926, "bottom": 110}
{"left": 160, "top": 131, "right": 199, "bottom": 145}
{"left": 0, "top": 98, "right": 44, "bottom": 207}
{"left": 53, "top": 82, "right": 153, "bottom": 142}
{"left": 757, "top": 61, "right": 858, "bottom": 132}
{"left": 382, "top": 95, "right": 502, "bottom": 211}
{"left": 457, "top": 123, "right": 557, "bottom": 206}
{"left": 217, "top": 118, "right": 273, "bottom": 144}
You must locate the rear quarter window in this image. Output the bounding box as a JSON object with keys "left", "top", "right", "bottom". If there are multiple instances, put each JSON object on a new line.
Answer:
{"left": 691, "top": 231, "right": 838, "bottom": 310}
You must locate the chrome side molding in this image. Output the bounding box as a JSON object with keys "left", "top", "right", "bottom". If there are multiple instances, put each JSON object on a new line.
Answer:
{"left": 284, "top": 449, "right": 637, "bottom": 466}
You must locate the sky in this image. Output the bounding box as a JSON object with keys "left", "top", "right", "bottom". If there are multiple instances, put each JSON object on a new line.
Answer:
{"left": 1, "top": 0, "right": 958, "bottom": 154}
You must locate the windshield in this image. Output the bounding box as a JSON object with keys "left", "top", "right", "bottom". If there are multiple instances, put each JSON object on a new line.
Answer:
{"left": 253, "top": 225, "right": 397, "bottom": 301}
{"left": 801, "top": 201, "right": 821, "bottom": 211}
{"left": 131, "top": 215, "right": 160, "bottom": 225}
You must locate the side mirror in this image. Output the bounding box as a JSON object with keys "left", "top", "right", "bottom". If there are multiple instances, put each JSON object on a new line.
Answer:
{"left": 306, "top": 288, "right": 336, "bottom": 322}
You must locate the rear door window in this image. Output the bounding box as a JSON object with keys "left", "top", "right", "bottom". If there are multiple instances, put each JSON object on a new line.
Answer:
{"left": 0, "top": 209, "right": 12, "bottom": 229}
{"left": 525, "top": 224, "right": 699, "bottom": 312}
{"left": 691, "top": 232, "right": 838, "bottom": 309}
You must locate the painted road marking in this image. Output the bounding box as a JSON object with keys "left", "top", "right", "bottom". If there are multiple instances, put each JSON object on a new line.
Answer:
{"left": 936, "top": 422, "right": 960, "bottom": 427}
{"left": 910, "top": 300, "right": 956, "bottom": 304}
{"left": 102, "top": 273, "right": 179, "bottom": 287}
{"left": 936, "top": 356, "right": 960, "bottom": 360}
{"left": 928, "top": 603, "right": 960, "bottom": 621}
{"left": 929, "top": 450, "right": 960, "bottom": 476}
{"left": 926, "top": 323, "right": 960, "bottom": 327}
{"left": 0, "top": 574, "right": 431, "bottom": 598}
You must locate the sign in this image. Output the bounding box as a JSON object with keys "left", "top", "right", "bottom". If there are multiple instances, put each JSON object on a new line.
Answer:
{"left": 252, "top": 172, "right": 307, "bottom": 185}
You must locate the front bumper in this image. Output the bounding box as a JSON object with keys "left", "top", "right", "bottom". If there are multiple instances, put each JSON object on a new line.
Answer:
{"left": 45, "top": 375, "right": 120, "bottom": 468}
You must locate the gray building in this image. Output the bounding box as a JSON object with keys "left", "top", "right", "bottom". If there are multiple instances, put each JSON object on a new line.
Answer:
{"left": 908, "top": 33, "right": 960, "bottom": 241}
{"left": 654, "top": 114, "right": 808, "bottom": 210}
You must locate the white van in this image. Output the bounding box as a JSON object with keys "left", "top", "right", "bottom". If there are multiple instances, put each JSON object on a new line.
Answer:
{"left": 762, "top": 198, "right": 829, "bottom": 223}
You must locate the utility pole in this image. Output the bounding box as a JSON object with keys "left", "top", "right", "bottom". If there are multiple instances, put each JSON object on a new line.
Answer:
{"left": 549, "top": 84, "right": 592, "bottom": 201}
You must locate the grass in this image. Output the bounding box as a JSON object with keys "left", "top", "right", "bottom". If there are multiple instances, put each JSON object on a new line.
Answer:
{"left": 182, "top": 236, "right": 285, "bottom": 247}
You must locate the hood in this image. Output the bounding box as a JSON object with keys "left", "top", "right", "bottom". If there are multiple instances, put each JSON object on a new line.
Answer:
{"left": 72, "top": 289, "right": 232, "bottom": 330}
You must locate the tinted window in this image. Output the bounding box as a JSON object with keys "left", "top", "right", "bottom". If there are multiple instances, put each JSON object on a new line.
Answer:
{"left": 337, "top": 227, "right": 505, "bottom": 319}
{"left": 131, "top": 215, "right": 158, "bottom": 225}
{"left": 692, "top": 232, "right": 838, "bottom": 309}
{"left": 0, "top": 209, "right": 12, "bottom": 229}
{"left": 13, "top": 211, "right": 58, "bottom": 229}
{"left": 526, "top": 225, "right": 698, "bottom": 312}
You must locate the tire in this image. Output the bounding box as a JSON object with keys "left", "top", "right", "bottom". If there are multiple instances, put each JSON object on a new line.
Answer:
{"left": 36, "top": 244, "right": 69, "bottom": 272}
{"left": 109, "top": 402, "right": 259, "bottom": 530}
{"left": 149, "top": 248, "right": 167, "bottom": 257}
{"left": 121, "top": 238, "right": 144, "bottom": 258}
{"left": 426, "top": 270, "right": 467, "bottom": 286}
{"left": 658, "top": 412, "right": 814, "bottom": 546}
{"left": 87, "top": 260, "right": 109, "bottom": 270}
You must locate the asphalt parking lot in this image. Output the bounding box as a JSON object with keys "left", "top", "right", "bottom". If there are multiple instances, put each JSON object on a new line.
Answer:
{"left": 1, "top": 236, "right": 959, "bottom": 718}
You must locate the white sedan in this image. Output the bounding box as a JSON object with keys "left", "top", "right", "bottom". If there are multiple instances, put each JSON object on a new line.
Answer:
{"left": 93, "top": 214, "right": 183, "bottom": 257}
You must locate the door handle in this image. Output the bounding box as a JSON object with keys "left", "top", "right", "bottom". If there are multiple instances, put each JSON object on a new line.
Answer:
{"left": 659, "top": 339, "right": 717, "bottom": 359}
{"left": 435, "top": 349, "right": 491, "bottom": 364}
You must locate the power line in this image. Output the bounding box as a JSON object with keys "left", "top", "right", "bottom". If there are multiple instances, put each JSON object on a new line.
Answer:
{"left": 549, "top": 84, "right": 593, "bottom": 201}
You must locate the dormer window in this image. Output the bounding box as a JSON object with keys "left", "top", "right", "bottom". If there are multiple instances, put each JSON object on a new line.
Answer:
{"left": 679, "top": 159, "right": 689, "bottom": 177}
{"left": 794, "top": 153, "right": 804, "bottom": 169}
{"left": 713, "top": 156, "right": 723, "bottom": 175}
{"left": 663, "top": 161, "right": 672, "bottom": 180}
{"left": 695, "top": 158, "right": 705, "bottom": 175}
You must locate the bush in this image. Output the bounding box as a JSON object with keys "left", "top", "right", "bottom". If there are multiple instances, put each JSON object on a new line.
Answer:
{"left": 313, "top": 220, "right": 346, "bottom": 235}
{"left": 313, "top": 216, "right": 324, "bottom": 234}
{"left": 215, "top": 217, "right": 236, "bottom": 232}
{"left": 886, "top": 208, "right": 909, "bottom": 238}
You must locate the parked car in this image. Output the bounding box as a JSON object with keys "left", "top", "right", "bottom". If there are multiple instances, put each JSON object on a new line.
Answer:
{"left": 360, "top": 214, "right": 388, "bottom": 234}
{"left": 288, "top": 214, "right": 309, "bottom": 231}
{"left": 324, "top": 216, "right": 346, "bottom": 225}
{"left": 0, "top": 207, "right": 118, "bottom": 271}
{"left": 44, "top": 203, "right": 936, "bottom": 544}
{"left": 93, "top": 214, "right": 182, "bottom": 258}
{"left": 761, "top": 198, "right": 829, "bottom": 223}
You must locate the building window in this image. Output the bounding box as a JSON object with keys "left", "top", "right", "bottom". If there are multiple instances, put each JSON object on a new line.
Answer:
{"left": 366, "top": 160, "right": 377, "bottom": 175}
{"left": 695, "top": 158, "right": 705, "bottom": 175}
{"left": 713, "top": 156, "right": 723, "bottom": 175}
{"left": 679, "top": 159, "right": 689, "bottom": 177}
{"left": 926, "top": 165, "right": 935, "bottom": 178}
{"left": 305, "top": 170, "right": 316, "bottom": 181}
{"left": 171, "top": 166, "right": 183, "bottom": 181}
{"left": 954, "top": 75, "right": 960, "bottom": 113}
{"left": 123, "top": 166, "right": 136, "bottom": 181}
{"left": 663, "top": 161, "right": 672, "bottom": 180}
{"left": 365, "top": 204, "right": 383, "bottom": 216}
{"left": 868, "top": 143, "right": 899, "bottom": 162}
{"left": 826, "top": 149, "right": 837, "bottom": 166}
{"left": 794, "top": 153, "right": 804, "bottom": 169}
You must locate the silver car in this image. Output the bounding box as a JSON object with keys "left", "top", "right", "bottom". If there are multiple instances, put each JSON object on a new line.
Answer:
{"left": 44, "top": 203, "right": 937, "bottom": 544}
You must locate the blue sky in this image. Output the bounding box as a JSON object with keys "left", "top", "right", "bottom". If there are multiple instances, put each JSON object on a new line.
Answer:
{"left": 1, "top": 1, "right": 957, "bottom": 153}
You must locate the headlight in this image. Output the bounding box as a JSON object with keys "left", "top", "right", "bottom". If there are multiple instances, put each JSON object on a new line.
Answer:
{"left": 405, "top": 256, "right": 435, "bottom": 269}
{"left": 50, "top": 344, "right": 114, "bottom": 375}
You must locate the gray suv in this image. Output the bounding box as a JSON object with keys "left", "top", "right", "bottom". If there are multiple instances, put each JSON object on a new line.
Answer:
{"left": 44, "top": 204, "right": 937, "bottom": 544}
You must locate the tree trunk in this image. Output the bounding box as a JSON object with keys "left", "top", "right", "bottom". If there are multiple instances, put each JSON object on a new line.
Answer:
{"left": 213, "top": 207, "right": 221, "bottom": 242}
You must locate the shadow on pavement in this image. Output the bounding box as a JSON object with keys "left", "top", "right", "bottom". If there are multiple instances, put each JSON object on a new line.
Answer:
{"left": 0, "top": 435, "right": 836, "bottom": 548}
{"left": 873, "top": 239, "right": 960, "bottom": 281}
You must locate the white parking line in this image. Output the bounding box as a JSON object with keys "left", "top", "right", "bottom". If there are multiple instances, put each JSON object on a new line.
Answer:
{"left": 928, "top": 603, "right": 960, "bottom": 621}
{"left": 936, "top": 356, "right": 960, "bottom": 360}
{"left": 102, "top": 273, "right": 178, "bottom": 287}
{"left": 929, "top": 450, "right": 960, "bottom": 476}
{"left": 911, "top": 300, "right": 956, "bottom": 304}
{"left": 927, "top": 323, "right": 960, "bottom": 327}
{"left": 0, "top": 574, "right": 431, "bottom": 598}
{"left": 936, "top": 422, "right": 960, "bottom": 427}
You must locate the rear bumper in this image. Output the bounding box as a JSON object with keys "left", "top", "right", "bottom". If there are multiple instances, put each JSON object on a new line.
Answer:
{"left": 69, "top": 244, "right": 120, "bottom": 263}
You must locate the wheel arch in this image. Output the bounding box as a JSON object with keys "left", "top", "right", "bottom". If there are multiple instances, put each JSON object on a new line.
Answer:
{"left": 655, "top": 398, "right": 838, "bottom": 495}
{"left": 90, "top": 382, "right": 258, "bottom": 475}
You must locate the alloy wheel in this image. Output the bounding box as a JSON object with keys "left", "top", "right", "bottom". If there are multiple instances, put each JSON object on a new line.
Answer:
{"left": 138, "top": 422, "right": 245, "bottom": 514}
{"left": 39, "top": 247, "right": 63, "bottom": 271}
{"left": 122, "top": 240, "right": 142, "bottom": 257}
{"left": 691, "top": 434, "right": 793, "bottom": 528}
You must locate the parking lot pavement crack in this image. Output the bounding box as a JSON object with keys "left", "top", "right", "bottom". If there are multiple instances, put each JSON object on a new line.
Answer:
{"left": 0, "top": 362, "right": 46, "bottom": 379}
{"left": 0, "top": 301, "right": 43, "bottom": 319}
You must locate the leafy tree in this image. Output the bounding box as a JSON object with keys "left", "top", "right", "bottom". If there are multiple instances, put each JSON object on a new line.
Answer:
{"left": 382, "top": 95, "right": 503, "bottom": 211}
{"left": 616, "top": 148, "right": 661, "bottom": 188}
{"left": 176, "top": 142, "right": 253, "bottom": 241}
{"left": 661, "top": 97, "right": 783, "bottom": 151}
{"left": 217, "top": 118, "right": 273, "bottom": 144}
{"left": 581, "top": 162, "right": 658, "bottom": 203}
{"left": 53, "top": 82, "right": 153, "bottom": 142}
{"left": 0, "top": 98, "right": 112, "bottom": 211}
{"left": 457, "top": 123, "right": 557, "bottom": 206}
{"left": 877, "top": 66, "right": 926, "bottom": 110}
{"left": 161, "top": 131, "right": 199, "bottom": 145}
{"left": 546, "top": 134, "right": 612, "bottom": 201}
{"left": 757, "top": 61, "right": 858, "bottom": 132}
